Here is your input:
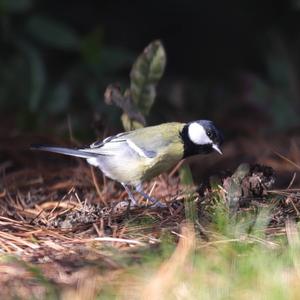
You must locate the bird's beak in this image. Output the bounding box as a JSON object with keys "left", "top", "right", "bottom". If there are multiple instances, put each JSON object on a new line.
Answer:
{"left": 212, "top": 144, "right": 223, "bottom": 155}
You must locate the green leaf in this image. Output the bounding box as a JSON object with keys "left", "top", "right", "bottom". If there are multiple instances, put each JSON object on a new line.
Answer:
{"left": 179, "top": 165, "right": 196, "bottom": 223}
{"left": 232, "top": 163, "right": 250, "bottom": 182}
{"left": 0, "top": 0, "right": 32, "bottom": 13}
{"left": 104, "top": 84, "right": 146, "bottom": 131}
{"left": 17, "top": 41, "right": 46, "bottom": 112}
{"left": 184, "top": 194, "right": 197, "bottom": 224}
{"left": 80, "top": 27, "right": 103, "bottom": 65}
{"left": 46, "top": 82, "right": 70, "bottom": 114}
{"left": 130, "top": 40, "right": 166, "bottom": 115}
{"left": 251, "top": 207, "right": 272, "bottom": 237}
{"left": 26, "top": 15, "right": 80, "bottom": 50}
{"left": 179, "top": 164, "right": 194, "bottom": 186}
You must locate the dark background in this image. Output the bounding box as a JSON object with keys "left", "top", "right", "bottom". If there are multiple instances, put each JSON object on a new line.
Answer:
{"left": 1, "top": 0, "right": 300, "bottom": 185}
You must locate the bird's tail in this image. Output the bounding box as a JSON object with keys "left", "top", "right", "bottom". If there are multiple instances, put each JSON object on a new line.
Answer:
{"left": 30, "top": 144, "right": 99, "bottom": 159}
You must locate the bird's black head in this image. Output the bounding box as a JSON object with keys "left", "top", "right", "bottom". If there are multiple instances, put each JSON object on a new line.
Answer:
{"left": 180, "top": 120, "right": 224, "bottom": 158}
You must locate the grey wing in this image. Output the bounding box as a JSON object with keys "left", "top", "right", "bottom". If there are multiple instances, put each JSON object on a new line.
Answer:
{"left": 81, "top": 132, "right": 156, "bottom": 159}
{"left": 89, "top": 132, "right": 129, "bottom": 149}
{"left": 83, "top": 132, "right": 157, "bottom": 184}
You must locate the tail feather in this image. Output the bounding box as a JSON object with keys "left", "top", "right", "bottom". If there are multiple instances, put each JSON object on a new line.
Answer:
{"left": 30, "top": 144, "right": 99, "bottom": 159}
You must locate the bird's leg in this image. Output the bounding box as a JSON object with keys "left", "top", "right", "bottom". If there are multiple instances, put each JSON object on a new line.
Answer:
{"left": 121, "top": 183, "right": 138, "bottom": 207}
{"left": 135, "top": 184, "right": 166, "bottom": 208}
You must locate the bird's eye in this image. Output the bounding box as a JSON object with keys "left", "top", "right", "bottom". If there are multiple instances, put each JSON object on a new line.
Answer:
{"left": 207, "top": 131, "right": 212, "bottom": 138}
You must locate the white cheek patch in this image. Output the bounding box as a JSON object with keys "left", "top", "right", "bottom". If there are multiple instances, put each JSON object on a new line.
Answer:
{"left": 188, "top": 122, "right": 212, "bottom": 145}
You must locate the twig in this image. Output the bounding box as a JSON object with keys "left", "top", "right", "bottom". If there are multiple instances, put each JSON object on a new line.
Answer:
{"left": 0, "top": 189, "right": 6, "bottom": 198}
{"left": 0, "top": 232, "right": 39, "bottom": 249}
{"left": 93, "top": 223, "right": 102, "bottom": 237}
{"left": 49, "top": 187, "right": 74, "bottom": 217}
{"left": 90, "top": 166, "right": 107, "bottom": 206}
{"left": 168, "top": 160, "right": 185, "bottom": 178}
{"left": 83, "top": 237, "right": 145, "bottom": 246}
{"left": 273, "top": 150, "right": 300, "bottom": 170}
{"left": 287, "top": 173, "right": 297, "bottom": 190}
{"left": 149, "top": 181, "right": 157, "bottom": 197}
{"left": 29, "top": 209, "right": 45, "bottom": 225}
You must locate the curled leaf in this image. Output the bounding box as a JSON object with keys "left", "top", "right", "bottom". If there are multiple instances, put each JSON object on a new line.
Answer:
{"left": 104, "top": 84, "right": 145, "bottom": 130}
{"left": 121, "top": 113, "right": 144, "bottom": 132}
{"left": 104, "top": 40, "right": 166, "bottom": 131}
{"left": 130, "top": 40, "right": 166, "bottom": 115}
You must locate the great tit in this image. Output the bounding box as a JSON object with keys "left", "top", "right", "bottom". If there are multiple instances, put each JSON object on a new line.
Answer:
{"left": 32, "top": 120, "right": 223, "bottom": 206}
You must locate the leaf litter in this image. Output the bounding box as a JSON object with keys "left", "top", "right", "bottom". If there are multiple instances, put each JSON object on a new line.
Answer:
{"left": 1, "top": 137, "right": 300, "bottom": 298}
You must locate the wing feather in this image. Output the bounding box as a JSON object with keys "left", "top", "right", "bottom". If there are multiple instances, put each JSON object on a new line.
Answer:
{"left": 85, "top": 131, "right": 156, "bottom": 159}
{"left": 83, "top": 123, "right": 184, "bottom": 159}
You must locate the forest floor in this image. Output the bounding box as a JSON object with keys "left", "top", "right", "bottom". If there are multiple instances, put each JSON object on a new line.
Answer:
{"left": 1, "top": 133, "right": 300, "bottom": 299}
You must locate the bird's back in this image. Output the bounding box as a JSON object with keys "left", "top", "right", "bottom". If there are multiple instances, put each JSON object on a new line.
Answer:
{"left": 87, "top": 122, "right": 185, "bottom": 186}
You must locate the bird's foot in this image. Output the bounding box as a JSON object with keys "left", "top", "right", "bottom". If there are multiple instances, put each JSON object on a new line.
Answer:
{"left": 135, "top": 185, "right": 166, "bottom": 208}
{"left": 120, "top": 183, "right": 166, "bottom": 209}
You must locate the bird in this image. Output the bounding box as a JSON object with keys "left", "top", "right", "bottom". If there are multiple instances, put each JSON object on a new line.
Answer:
{"left": 31, "top": 120, "right": 223, "bottom": 207}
